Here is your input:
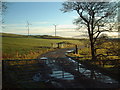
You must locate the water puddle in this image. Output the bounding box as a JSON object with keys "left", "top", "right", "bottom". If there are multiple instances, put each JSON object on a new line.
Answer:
{"left": 50, "top": 70, "right": 74, "bottom": 80}
{"left": 39, "top": 56, "right": 119, "bottom": 84}
{"left": 47, "top": 61, "right": 74, "bottom": 80}
{"left": 68, "top": 58, "right": 119, "bottom": 84}
{"left": 68, "top": 58, "right": 77, "bottom": 63}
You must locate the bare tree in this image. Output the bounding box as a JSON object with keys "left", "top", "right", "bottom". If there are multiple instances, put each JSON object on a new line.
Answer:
{"left": 61, "top": 1, "right": 118, "bottom": 61}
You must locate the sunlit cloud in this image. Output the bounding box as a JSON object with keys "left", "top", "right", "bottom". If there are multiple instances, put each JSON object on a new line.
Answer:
{"left": 58, "top": 24, "right": 77, "bottom": 28}
{"left": 57, "top": 24, "right": 77, "bottom": 31}
{"left": 32, "top": 21, "right": 53, "bottom": 25}
{"left": 2, "top": 23, "right": 119, "bottom": 38}
{"left": 104, "top": 32, "right": 119, "bottom": 38}
{"left": 56, "top": 30, "right": 82, "bottom": 38}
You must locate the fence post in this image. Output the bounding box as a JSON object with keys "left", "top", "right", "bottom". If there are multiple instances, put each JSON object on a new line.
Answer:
{"left": 77, "top": 62, "right": 79, "bottom": 72}
{"left": 75, "top": 45, "right": 78, "bottom": 54}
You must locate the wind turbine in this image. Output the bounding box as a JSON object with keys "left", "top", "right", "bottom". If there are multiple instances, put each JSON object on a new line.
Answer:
{"left": 53, "top": 24, "right": 58, "bottom": 36}
{"left": 26, "top": 21, "right": 32, "bottom": 38}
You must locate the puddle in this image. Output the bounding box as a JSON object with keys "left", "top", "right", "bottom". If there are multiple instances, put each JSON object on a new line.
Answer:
{"left": 50, "top": 72, "right": 74, "bottom": 80}
{"left": 67, "top": 57, "right": 119, "bottom": 84}
{"left": 68, "top": 58, "right": 77, "bottom": 63}
{"left": 97, "top": 75, "right": 118, "bottom": 83}
{"left": 43, "top": 56, "right": 119, "bottom": 84}
{"left": 49, "top": 69, "right": 74, "bottom": 80}
{"left": 45, "top": 59, "right": 74, "bottom": 80}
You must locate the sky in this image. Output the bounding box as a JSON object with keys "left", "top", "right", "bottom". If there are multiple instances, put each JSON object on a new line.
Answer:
{"left": 2, "top": 2, "right": 119, "bottom": 38}
{"left": 2, "top": 2, "right": 82, "bottom": 38}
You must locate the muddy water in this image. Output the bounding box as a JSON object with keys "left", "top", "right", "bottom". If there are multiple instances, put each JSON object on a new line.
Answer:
{"left": 37, "top": 54, "right": 119, "bottom": 85}
{"left": 68, "top": 58, "right": 119, "bottom": 84}
{"left": 48, "top": 62, "right": 74, "bottom": 80}
{"left": 45, "top": 56, "right": 119, "bottom": 84}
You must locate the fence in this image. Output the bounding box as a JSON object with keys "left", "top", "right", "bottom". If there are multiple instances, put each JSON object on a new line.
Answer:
{"left": 3, "top": 58, "right": 77, "bottom": 87}
{"left": 2, "top": 57, "right": 120, "bottom": 88}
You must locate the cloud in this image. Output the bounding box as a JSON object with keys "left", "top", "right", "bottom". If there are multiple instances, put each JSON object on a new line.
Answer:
{"left": 3, "top": 21, "right": 53, "bottom": 28}
{"left": 2, "top": 25, "right": 54, "bottom": 35}
{"left": 2, "top": 23, "right": 119, "bottom": 38}
{"left": 3, "top": 23, "right": 25, "bottom": 27}
{"left": 57, "top": 24, "right": 77, "bottom": 31}
{"left": 105, "top": 32, "right": 119, "bottom": 38}
{"left": 32, "top": 21, "right": 53, "bottom": 25}
{"left": 55, "top": 30, "right": 82, "bottom": 38}
{"left": 58, "top": 24, "right": 77, "bottom": 28}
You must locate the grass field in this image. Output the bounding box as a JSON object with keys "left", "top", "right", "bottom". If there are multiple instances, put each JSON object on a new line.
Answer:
{"left": 2, "top": 33, "right": 82, "bottom": 60}
{"left": 2, "top": 33, "right": 84, "bottom": 88}
{"left": 2, "top": 33, "right": 120, "bottom": 88}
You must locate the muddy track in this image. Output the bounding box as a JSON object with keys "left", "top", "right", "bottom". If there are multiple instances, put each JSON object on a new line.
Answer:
{"left": 38, "top": 48, "right": 120, "bottom": 88}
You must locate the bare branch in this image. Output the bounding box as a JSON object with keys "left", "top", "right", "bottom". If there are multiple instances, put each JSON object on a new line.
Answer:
{"left": 76, "top": 9, "right": 89, "bottom": 24}
{"left": 94, "top": 15, "right": 107, "bottom": 26}
{"left": 93, "top": 29, "right": 112, "bottom": 44}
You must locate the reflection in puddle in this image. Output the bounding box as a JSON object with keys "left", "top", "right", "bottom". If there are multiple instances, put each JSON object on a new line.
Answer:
{"left": 50, "top": 70, "right": 74, "bottom": 80}
{"left": 68, "top": 58, "right": 119, "bottom": 84}
{"left": 68, "top": 58, "right": 77, "bottom": 63}
{"left": 46, "top": 59, "right": 75, "bottom": 80}
{"left": 45, "top": 57, "right": 119, "bottom": 84}
{"left": 79, "top": 67, "right": 118, "bottom": 83}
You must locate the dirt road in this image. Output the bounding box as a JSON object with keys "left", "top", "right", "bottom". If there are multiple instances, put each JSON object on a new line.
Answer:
{"left": 38, "top": 48, "right": 119, "bottom": 88}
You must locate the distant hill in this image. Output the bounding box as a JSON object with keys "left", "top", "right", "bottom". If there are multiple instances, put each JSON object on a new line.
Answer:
{"left": 107, "top": 38, "right": 120, "bottom": 42}
{"left": 32, "top": 35, "right": 65, "bottom": 39}
{"left": 1, "top": 33, "right": 120, "bottom": 41}
{"left": 1, "top": 33, "right": 27, "bottom": 38}
{"left": 1, "top": 33, "right": 80, "bottom": 40}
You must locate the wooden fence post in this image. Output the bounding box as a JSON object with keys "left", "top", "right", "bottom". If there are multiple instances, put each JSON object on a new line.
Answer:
{"left": 75, "top": 45, "right": 78, "bottom": 54}
{"left": 77, "top": 62, "right": 79, "bottom": 72}
{"left": 57, "top": 43, "right": 60, "bottom": 48}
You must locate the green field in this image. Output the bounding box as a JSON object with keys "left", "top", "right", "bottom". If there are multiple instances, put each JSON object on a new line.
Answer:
{"left": 2, "top": 33, "right": 120, "bottom": 88}
{"left": 2, "top": 33, "right": 82, "bottom": 60}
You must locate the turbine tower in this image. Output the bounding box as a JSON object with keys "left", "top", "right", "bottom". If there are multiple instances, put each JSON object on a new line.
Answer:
{"left": 53, "top": 24, "right": 57, "bottom": 36}
{"left": 26, "top": 21, "right": 32, "bottom": 38}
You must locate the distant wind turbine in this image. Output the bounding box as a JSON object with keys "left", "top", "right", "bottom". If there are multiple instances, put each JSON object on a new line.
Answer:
{"left": 53, "top": 24, "right": 58, "bottom": 36}
{"left": 26, "top": 21, "right": 32, "bottom": 38}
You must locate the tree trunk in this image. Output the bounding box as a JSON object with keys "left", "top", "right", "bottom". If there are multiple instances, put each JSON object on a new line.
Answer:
{"left": 90, "top": 11, "right": 96, "bottom": 61}
{"left": 88, "top": 24, "right": 96, "bottom": 61}
{"left": 90, "top": 40, "right": 96, "bottom": 61}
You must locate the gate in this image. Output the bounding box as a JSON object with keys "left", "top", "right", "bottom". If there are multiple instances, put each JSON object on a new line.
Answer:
{"left": 3, "top": 58, "right": 76, "bottom": 88}
{"left": 3, "top": 57, "right": 120, "bottom": 88}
